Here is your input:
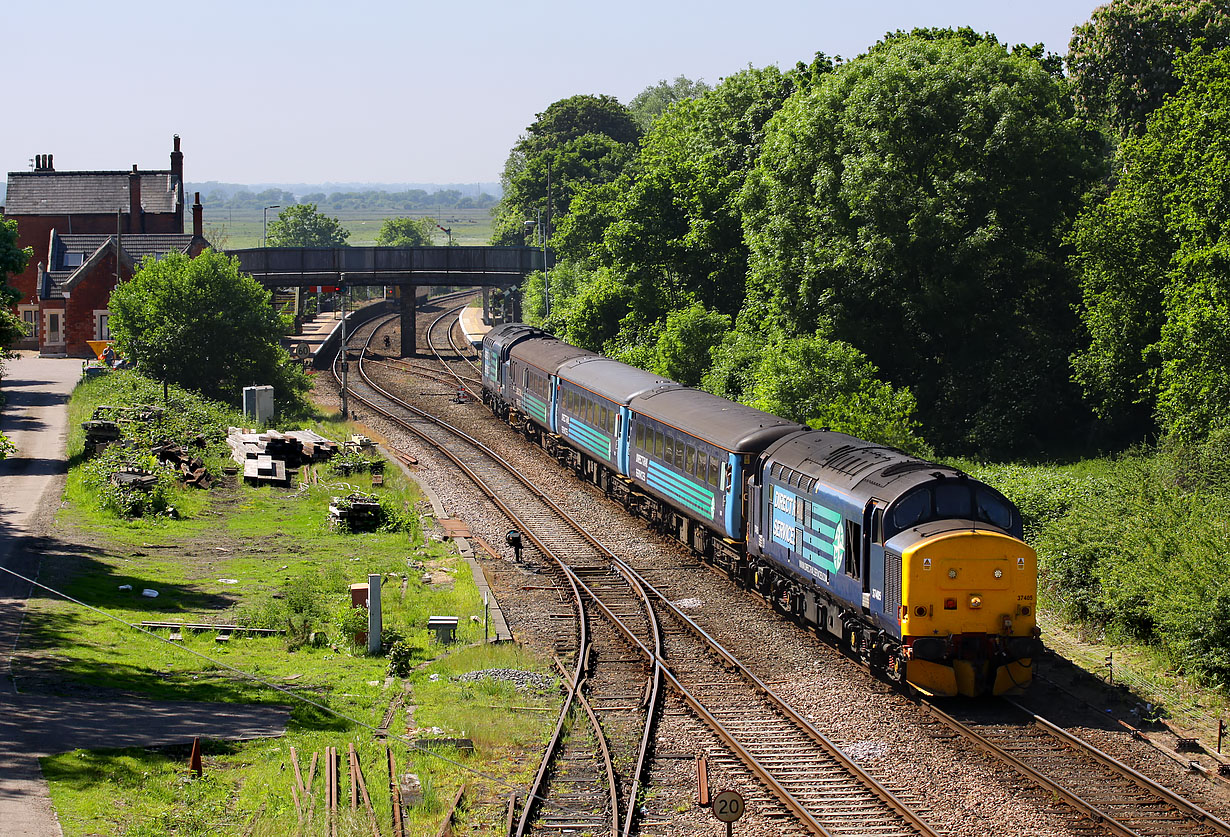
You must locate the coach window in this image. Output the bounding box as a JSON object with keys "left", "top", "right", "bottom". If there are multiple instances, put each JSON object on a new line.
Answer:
{"left": 685, "top": 445, "right": 696, "bottom": 476}
{"left": 708, "top": 455, "right": 720, "bottom": 487}
{"left": 654, "top": 430, "right": 664, "bottom": 458}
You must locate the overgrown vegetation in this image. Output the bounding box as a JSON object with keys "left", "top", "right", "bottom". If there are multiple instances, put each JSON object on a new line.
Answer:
{"left": 68, "top": 371, "right": 241, "bottom": 518}
{"left": 36, "top": 376, "right": 558, "bottom": 835}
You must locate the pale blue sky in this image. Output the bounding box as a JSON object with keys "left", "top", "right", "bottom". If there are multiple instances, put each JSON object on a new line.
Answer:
{"left": 6, "top": 1, "right": 1106, "bottom": 187}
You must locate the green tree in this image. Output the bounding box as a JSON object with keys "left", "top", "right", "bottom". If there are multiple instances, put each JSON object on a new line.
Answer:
{"left": 1, "top": 218, "right": 32, "bottom": 455}
{"left": 1071, "top": 46, "right": 1230, "bottom": 445}
{"left": 1068, "top": 0, "right": 1230, "bottom": 138}
{"left": 560, "top": 64, "right": 821, "bottom": 320}
{"left": 651, "top": 303, "right": 730, "bottom": 386}
{"left": 627, "top": 75, "right": 712, "bottom": 129}
{"left": 492, "top": 95, "right": 641, "bottom": 245}
{"left": 108, "top": 250, "right": 308, "bottom": 406}
{"left": 375, "top": 216, "right": 437, "bottom": 246}
{"left": 742, "top": 30, "right": 1103, "bottom": 453}
{"left": 266, "top": 204, "right": 350, "bottom": 247}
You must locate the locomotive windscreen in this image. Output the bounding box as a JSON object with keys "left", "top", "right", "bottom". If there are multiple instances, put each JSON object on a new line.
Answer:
{"left": 886, "top": 482, "right": 1018, "bottom": 538}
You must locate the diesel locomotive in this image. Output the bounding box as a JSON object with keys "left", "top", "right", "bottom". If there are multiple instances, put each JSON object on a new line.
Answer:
{"left": 481, "top": 323, "right": 1039, "bottom": 697}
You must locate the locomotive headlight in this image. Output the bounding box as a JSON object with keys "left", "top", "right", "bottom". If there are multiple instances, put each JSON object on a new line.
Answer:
{"left": 994, "top": 568, "right": 1003, "bottom": 579}
{"left": 948, "top": 569, "right": 957, "bottom": 579}
{"left": 969, "top": 594, "right": 983, "bottom": 609}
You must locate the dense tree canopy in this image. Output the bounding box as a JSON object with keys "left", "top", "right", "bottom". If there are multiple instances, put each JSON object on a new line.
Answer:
{"left": 266, "top": 204, "right": 350, "bottom": 247}
{"left": 1068, "top": 0, "right": 1230, "bottom": 137}
{"left": 1073, "top": 46, "right": 1230, "bottom": 443}
{"left": 741, "top": 31, "right": 1103, "bottom": 453}
{"left": 109, "top": 250, "right": 308, "bottom": 406}
{"left": 627, "top": 75, "right": 712, "bottom": 129}
{"left": 559, "top": 64, "right": 822, "bottom": 320}
{"left": 492, "top": 95, "right": 641, "bottom": 245}
{"left": 374, "top": 216, "right": 438, "bottom": 247}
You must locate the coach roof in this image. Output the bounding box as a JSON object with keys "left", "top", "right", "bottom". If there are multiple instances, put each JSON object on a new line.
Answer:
{"left": 557, "top": 356, "right": 680, "bottom": 404}
{"left": 631, "top": 388, "right": 804, "bottom": 453}
{"left": 509, "top": 335, "right": 597, "bottom": 373}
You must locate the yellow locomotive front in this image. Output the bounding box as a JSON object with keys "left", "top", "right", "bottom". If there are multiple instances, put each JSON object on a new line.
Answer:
{"left": 897, "top": 529, "right": 1038, "bottom": 697}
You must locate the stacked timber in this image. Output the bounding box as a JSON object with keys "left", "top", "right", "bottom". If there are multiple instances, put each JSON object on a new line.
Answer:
{"left": 227, "top": 427, "right": 340, "bottom": 486}
{"left": 284, "top": 430, "right": 339, "bottom": 461}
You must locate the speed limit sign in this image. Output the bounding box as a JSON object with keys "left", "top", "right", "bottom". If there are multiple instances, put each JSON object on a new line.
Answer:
{"left": 713, "top": 789, "right": 745, "bottom": 823}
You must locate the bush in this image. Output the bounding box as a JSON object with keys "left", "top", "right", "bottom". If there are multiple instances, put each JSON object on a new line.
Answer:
{"left": 80, "top": 446, "right": 180, "bottom": 518}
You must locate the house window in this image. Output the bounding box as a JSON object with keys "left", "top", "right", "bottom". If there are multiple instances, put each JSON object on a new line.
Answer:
{"left": 95, "top": 310, "right": 111, "bottom": 341}
{"left": 44, "top": 311, "right": 62, "bottom": 345}
{"left": 19, "top": 306, "right": 38, "bottom": 340}
{"left": 62, "top": 252, "right": 84, "bottom": 268}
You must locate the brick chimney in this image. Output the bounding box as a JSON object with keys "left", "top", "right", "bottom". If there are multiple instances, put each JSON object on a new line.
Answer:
{"left": 170, "top": 135, "right": 184, "bottom": 229}
{"left": 192, "top": 192, "right": 203, "bottom": 237}
{"left": 129, "top": 165, "right": 142, "bottom": 233}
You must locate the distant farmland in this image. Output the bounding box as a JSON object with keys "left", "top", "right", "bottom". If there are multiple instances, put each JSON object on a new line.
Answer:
{"left": 203, "top": 206, "right": 497, "bottom": 249}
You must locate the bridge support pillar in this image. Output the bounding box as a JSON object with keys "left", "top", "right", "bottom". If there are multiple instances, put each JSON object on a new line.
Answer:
{"left": 400, "top": 283, "right": 416, "bottom": 358}
{"left": 482, "top": 287, "right": 490, "bottom": 324}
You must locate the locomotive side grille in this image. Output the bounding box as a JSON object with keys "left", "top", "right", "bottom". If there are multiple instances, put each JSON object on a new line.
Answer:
{"left": 885, "top": 551, "right": 902, "bottom": 619}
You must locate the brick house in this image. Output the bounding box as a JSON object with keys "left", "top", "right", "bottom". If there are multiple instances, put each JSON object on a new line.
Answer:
{"left": 2, "top": 136, "right": 211, "bottom": 356}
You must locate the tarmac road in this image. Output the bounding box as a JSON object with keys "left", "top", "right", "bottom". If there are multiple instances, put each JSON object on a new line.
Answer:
{"left": 0, "top": 354, "right": 290, "bottom": 835}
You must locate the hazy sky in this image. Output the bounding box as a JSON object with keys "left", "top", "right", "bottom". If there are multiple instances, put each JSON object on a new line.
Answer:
{"left": 6, "top": 0, "right": 1106, "bottom": 187}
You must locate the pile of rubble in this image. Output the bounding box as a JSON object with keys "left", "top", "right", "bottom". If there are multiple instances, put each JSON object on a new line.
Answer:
{"left": 226, "top": 428, "right": 339, "bottom": 486}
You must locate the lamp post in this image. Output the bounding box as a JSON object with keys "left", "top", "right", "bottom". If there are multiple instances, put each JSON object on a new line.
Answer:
{"left": 262, "top": 205, "right": 281, "bottom": 248}
{"left": 339, "top": 275, "right": 348, "bottom": 419}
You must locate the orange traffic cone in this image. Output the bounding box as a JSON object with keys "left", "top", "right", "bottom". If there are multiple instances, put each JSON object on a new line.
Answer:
{"left": 189, "top": 737, "right": 203, "bottom": 777}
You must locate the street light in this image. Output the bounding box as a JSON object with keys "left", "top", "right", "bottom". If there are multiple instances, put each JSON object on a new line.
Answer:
{"left": 262, "top": 205, "right": 281, "bottom": 248}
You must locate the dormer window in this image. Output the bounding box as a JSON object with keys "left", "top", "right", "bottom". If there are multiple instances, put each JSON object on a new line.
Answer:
{"left": 62, "top": 252, "right": 84, "bottom": 268}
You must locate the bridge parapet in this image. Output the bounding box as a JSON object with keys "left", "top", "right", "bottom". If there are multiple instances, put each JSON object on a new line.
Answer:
{"left": 226, "top": 245, "right": 544, "bottom": 286}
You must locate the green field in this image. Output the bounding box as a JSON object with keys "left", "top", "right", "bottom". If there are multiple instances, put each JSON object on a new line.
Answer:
{"left": 203, "top": 207, "right": 497, "bottom": 249}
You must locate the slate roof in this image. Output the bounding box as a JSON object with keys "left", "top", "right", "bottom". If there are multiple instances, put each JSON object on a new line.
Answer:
{"left": 5, "top": 171, "right": 181, "bottom": 215}
{"left": 42, "top": 232, "right": 197, "bottom": 299}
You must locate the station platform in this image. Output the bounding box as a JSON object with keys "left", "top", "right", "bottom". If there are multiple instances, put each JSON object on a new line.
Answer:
{"left": 290, "top": 307, "right": 346, "bottom": 360}
{"left": 459, "top": 303, "right": 493, "bottom": 348}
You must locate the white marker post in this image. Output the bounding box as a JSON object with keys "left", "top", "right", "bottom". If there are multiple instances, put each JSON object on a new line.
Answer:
{"left": 367, "top": 573, "right": 382, "bottom": 655}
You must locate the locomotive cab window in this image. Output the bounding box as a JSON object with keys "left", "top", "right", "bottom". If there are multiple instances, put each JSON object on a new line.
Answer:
{"left": 885, "top": 483, "right": 1019, "bottom": 539}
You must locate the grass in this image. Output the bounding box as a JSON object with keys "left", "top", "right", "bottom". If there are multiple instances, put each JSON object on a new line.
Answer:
{"left": 28, "top": 372, "right": 559, "bottom": 835}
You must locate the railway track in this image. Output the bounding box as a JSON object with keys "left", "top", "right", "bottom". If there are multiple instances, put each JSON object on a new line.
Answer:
{"left": 346, "top": 308, "right": 948, "bottom": 836}
{"left": 923, "top": 698, "right": 1230, "bottom": 837}
{"left": 341, "top": 314, "right": 659, "bottom": 836}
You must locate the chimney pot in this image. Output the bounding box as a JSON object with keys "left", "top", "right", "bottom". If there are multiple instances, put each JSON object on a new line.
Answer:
{"left": 47, "top": 154, "right": 53, "bottom": 170}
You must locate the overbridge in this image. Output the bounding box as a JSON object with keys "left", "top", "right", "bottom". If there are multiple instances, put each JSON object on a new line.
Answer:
{"left": 226, "top": 245, "right": 544, "bottom": 356}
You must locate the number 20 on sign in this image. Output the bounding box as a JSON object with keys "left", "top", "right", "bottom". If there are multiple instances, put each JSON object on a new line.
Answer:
{"left": 712, "top": 789, "right": 745, "bottom": 834}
